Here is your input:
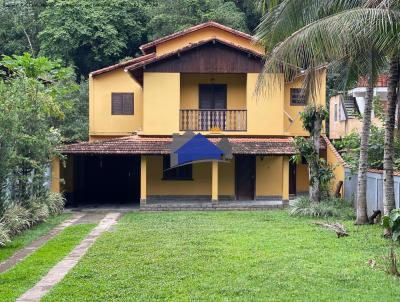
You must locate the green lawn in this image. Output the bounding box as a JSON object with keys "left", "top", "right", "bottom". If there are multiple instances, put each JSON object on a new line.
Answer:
{"left": 0, "top": 213, "right": 71, "bottom": 262}
{"left": 0, "top": 223, "right": 94, "bottom": 302}
{"left": 43, "top": 211, "right": 400, "bottom": 302}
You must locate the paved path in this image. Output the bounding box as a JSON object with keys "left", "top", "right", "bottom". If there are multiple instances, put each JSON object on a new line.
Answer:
{"left": 17, "top": 212, "right": 121, "bottom": 302}
{"left": 0, "top": 213, "right": 85, "bottom": 274}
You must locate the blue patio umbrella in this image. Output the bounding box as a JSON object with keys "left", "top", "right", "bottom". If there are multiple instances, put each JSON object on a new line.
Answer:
{"left": 173, "top": 133, "right": 224, "bottom": 166}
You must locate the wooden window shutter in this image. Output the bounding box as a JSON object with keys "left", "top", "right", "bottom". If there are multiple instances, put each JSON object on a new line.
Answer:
{"left": 112, "top": 93, "right": 123, "bottom": 115}
{"left": 122, "top": 93, "right": 134, "bottom": 115}
{"left": 112, "top": 93, "right": 134, "bottom": 115}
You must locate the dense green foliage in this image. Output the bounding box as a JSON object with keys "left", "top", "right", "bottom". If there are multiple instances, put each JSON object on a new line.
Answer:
{"left": 0, "top": 53, "right": 77, "bottom": 242}
{"left": 146, "top": 0, "right": 248, "bottom": 41}
{"left": 42, "top": 211, "right": 400, "bottom": 301}
{"left": 333, "top": 126, "right": 400, "bottom": 172}
{"left": 383, "top": 209, "right": 400, "bottom": 242}
{"left": 0, "top": 0, "right": 260, "bottom": 77}
{"left": 290, "top": 196, "right": 355, "bottom": 219}
{"left": 0, "top": 223, "right": 95, "bottom": 302}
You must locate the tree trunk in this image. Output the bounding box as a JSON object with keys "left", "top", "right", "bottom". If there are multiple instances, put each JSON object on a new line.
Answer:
{"left": 355, "top": 59, "right": 374, "bottom": 225}
{"left": 309, "top": 114, "right": 322, "bottom": 203}
{"left": 383, "top": 56, "right": 399, "bottom": 217}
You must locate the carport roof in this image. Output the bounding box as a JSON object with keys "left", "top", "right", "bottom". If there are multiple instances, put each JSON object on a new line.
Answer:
{"left": 59, "top": 135, "right": 306, "bottom": 156}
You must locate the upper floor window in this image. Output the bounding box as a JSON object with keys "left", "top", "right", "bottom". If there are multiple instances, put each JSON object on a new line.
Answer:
{"left": 290, "top": 88, "right": 306, "bottom": 106}
{"left": 162, "top": 156, "right": 193, "bottom": 181}
{"left": 112, "top": 93, "right": 134, "bottom": 115}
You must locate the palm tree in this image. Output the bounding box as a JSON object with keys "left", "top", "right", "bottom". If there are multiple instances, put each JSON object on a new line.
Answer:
{"left": 383, "top": 56, "right": 399, "bottom": 219}
{"left": 255, "top": 1, "right": 400, "bottom": 219}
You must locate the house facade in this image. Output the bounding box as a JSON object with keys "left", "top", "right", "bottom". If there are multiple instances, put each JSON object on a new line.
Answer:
{"left": 54, "top": 22, "right": 330, "bottom": 207}
{"left": 329, "top": 75, "right": 388, "bottom": 139}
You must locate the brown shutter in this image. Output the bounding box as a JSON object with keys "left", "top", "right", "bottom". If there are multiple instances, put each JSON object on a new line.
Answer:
{"left": 122, "top": 93, "right": 134, "bottom": 115}
{"left": 112, "top": 93, "right": 123, "bottom": 115}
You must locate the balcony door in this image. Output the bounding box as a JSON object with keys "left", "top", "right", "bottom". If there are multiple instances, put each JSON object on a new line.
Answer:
{"left": 199, "top": 84, "right": 227, "bottom": 109}
{"left": 199, "top": 84, "right": 227, "bottom": 130}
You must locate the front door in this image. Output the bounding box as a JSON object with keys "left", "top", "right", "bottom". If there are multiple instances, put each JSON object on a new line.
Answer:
{"left": 199, "top": 84, "right": 227, "bottom": 130}
{"left": 235, "top": 156, "right": 256, "bottom": 200}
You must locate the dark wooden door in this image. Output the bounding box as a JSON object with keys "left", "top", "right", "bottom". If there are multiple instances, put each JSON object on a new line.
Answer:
{"left": 235, "top": 156, "right": 256, "bottom": 200}
{"left": 289, "top": 161, "right": 297, "bottom": 195}
{"left": 199, "top": 84, "right": 227, "bottom": 109}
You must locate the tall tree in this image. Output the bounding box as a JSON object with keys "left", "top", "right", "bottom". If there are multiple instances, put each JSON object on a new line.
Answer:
{"left": 383, "top": 56, "right": 399, "bottom": 219}
{"left": 146, "top": 0, "right": 248, "bottom": 40}
{"left": 255, "top": 1, "right": 399, "bottom": 213}
{"left": 39, "top": 0, "right": 149, "bottom": 76}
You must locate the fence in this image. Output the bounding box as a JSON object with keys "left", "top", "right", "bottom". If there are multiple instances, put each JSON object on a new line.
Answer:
{"left": 344, "top": 168, "right": 400, "bottom": 215}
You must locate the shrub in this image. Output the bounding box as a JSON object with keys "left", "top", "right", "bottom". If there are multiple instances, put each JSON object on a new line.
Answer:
{"left": 45, "top": 192, "right": 65, "bottom": 216}
{"left": 290, "top": 196, "right": 355, "bottom": 219}
{"left": 0, "top": 222, "right": 10, "bottom": 247}
{"left": 27, "top": 198, "right": 50, "bottom": 224}
{"left": 0, "top": 204, "right": 31, "bottom": 237}
{"left": 0, "top": 193, "right": 65, "bottom": 247}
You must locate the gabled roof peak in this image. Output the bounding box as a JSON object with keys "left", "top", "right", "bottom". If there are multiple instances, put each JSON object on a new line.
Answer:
{"left": 139, "top": 21, "right": 253, "bottom": 55}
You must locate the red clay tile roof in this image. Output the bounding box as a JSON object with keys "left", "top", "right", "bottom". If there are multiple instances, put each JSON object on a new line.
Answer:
{"left": 322, "top": 135, "right": 349, "bottom": 168}
{"left": 368, "top": 168, "right": 400, "bottom": 176}
{"left": 60, "top": 135, "right": 299, "bottom": 155}
{"left": 90, "top": 53, "right": 155, "bottom": 77}
{"left": 139, "top": 21, "right": 254, "bottom": 55}
{"left": 357, "top": 75, "right": 388, "bottom": 88}
{"left": 125, "top": 38, "right": 263, "bottom": 73}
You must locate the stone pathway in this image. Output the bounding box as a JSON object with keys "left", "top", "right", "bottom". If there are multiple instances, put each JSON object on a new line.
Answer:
{"left": 17, "top": 212, "right": 121, "bottom": 302}
{"left": 0, "top": 213, "right": 85, "bottom": 274}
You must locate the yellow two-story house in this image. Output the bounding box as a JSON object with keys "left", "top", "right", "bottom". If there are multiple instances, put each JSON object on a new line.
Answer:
{"left": 55, "top": 22, "right": 330, "bottom": 209}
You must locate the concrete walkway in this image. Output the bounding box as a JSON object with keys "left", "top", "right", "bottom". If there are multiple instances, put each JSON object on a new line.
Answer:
{"left": 0, "top": 213, "right": 85, "bottom": 274}
{"left": 17, "top": 212, "right": 121, "bottom": 302}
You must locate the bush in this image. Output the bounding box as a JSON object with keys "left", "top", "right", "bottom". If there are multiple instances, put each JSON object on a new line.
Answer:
{"left": 0, "top": 193, "right": 65, "bottom": 247}
{"left": 0, "top": 223, "right": 10, "bottom": 247}
{"left": 290, "top": 196, "right": 355, "bottom": 219}
{"left": 0, "top": 205, "right": 31, "bottom": 237}
{"left": 45, "top": 192, "right": 65, "bottom": 216}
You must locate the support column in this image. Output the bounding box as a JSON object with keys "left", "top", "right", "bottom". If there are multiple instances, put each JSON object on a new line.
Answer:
{"left": 212, "top": 160, "right": 219, "bottom": 203}
{"left": 140, "top": 156, "right": 147, "bottom": 205}
{"left": 51, "top": 157, "right": 60, "bottom": 193}
{"left": 282, "top": 156, "right": 289, "bottom": 205}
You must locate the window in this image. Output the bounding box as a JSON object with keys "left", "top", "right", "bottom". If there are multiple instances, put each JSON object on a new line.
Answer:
{"left": 334, "top": 103, "right": 338, "bottom": 121}
{"left": 112, "top": 93, "right": 134, "bottom": 115}
{"left": 290, "top": 88, "right": 306, "bottom": 106}
{"left": 162, "top": 156, "right": 193, "bottom": 180}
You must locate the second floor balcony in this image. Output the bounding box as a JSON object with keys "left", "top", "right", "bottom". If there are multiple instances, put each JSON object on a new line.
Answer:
{"left": 180, "top": 109, "right": 247, "bottom": 131}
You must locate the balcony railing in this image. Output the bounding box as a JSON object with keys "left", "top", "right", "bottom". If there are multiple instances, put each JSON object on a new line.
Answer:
{"left": 180, "top": 109, "right": 247, "bottom": 131}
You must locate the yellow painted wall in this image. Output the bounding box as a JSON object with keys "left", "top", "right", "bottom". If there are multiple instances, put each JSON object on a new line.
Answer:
{"left": 283, "top": 71, "right": 327, "bottom": 136}
{"left": 256, "top": 156, "right": 283, "bottom": 197}
{"left": 142, "top": 73, "right": 180, "bottom": 135}
{"left": 247, "top": 73, "right": 285, "bottom": 135}
{"left": 329, "top": 94, "right": 382, "bottom": 139}
{"left": 326, "top": 142, "right": 345, "bottom": 196}
{"left": 89, "top": 69, "right": 143, "bottom": 137}
{"left": 145, "top": 155, "right": 288, "bottom": 198}
{"left": 147, "top": 155, "right": 211, "bottom": 196}
{"left": 180, "top": 74, "right": 246, "bottom": 109}
{"left": 156, "top": 27, "right": 263, "bottom": 56}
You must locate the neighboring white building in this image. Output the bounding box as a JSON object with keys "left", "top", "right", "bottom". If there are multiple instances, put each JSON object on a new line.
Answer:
{"left": 330, "top": 75, "right": 388, "bottom": 139}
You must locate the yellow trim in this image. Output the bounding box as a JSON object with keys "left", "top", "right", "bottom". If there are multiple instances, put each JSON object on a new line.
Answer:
{"left": 140, "top": 156, "right": 147, "bottom": 204}
{"left": 51, "top": 157, "right": 60, "bottom": 193}
{"left": 212, "top": 160, "right": 219, "bottom": 202}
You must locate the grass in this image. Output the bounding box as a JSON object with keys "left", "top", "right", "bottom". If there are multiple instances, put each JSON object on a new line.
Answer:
{"left": 0, "top": 223, "right": 94, "bottom": 302}
{"left": 0, "top": 213, "right": 71, "bottom": 262}
{"left": 42, "top": 210, "right": 400, "bottom": 301}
